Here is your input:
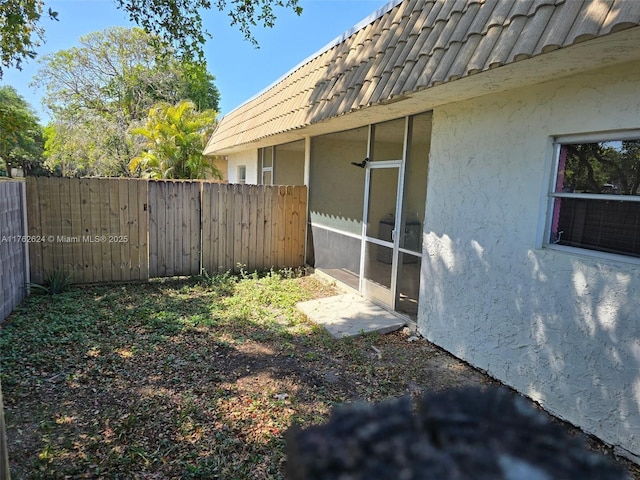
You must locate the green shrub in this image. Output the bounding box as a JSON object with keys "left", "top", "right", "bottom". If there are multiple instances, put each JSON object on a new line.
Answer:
{"left": 199, "top": 269, "right": 237, "bottom": 296}
{"left": 28, "top": 270, "right": 73, "bottom": 295}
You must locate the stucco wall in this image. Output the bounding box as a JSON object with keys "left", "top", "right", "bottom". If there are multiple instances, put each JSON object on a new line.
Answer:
{"left": 227, "top": 150, "right": 258, "bottom": 184}
{"left": 421, "top": 61, "right": 640, "bottom": 458}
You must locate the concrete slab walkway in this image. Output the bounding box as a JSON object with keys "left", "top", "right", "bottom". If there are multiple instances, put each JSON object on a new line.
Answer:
{"left": 297, "top": 294, "right": 407, "bottom": 339}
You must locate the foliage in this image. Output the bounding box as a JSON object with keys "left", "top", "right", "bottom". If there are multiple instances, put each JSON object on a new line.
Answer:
{"left": 35, "top": 28, "right": 219, "bottom": 120}
{"left": 180, "top": 62, "right": 221, "bottom": 112}
{"left": 43, "top": 115, "right": 138, "bottom": 177}
{"left": 130, "top": 100, "right": 219, "bottom": 179}
{"left": 35, "top": 27, "right": 220, "bottom": 177}
{"left": 0, "top": 0, "right": 301, "bottom": 78}
{"left": 116, "top": 0, "right": 302, "bottom": 58}
{"left": 28, "top": 270, "right": 73, "bottom": 295}
{"left": 0, "top": 0, "right": 57, "bottom": 78}
{"left": 0, "top": 85, "right": 48, "bottom": 177}
{"left": 564, "top": 140, "right": 640, "bottom": 195}
{"left": 199, "top": 269, "right": 238, "bottom": 296}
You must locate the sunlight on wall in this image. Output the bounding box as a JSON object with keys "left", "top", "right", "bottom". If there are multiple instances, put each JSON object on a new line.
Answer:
{"left": 470, "top": 240, "right": 489, "bottom": 272}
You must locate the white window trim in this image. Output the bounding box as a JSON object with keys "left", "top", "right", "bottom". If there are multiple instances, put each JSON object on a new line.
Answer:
{"left": 259, "top": 146, "right": 275, "bottom": 185}
{"left": 261, "top": 167, "right": 273, "bottom": 185}
{"left": 237, "top": 165, "right": 247, "bottom": 184}
{"left": 541, "top": 129, "right": 640, "bottom": 265}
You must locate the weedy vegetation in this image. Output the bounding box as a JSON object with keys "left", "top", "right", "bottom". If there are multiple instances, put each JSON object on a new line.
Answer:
{"left": 27, "top": 270, "right": 73, "bottom": 296}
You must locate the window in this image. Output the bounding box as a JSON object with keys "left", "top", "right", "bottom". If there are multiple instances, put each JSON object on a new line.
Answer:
{"left": 237, "top": 165, "right": 246, "bottom": 184}
{"left": 548, "top": 133, "right": 640, "bottom": 258}
{"left": 258, "top": 147, "right": 274, "bottom": 185}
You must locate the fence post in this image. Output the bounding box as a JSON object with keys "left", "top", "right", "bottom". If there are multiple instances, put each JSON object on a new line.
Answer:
{"left": 20, "top": 182, "right": 30, "bottom": 289}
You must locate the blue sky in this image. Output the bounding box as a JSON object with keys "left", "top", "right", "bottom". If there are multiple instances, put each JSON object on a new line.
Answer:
{"left": 1, "top": 0, "right": 390, "bottom": 122}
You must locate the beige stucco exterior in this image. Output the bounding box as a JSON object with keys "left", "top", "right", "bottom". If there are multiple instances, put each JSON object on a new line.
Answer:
{"left": 423, "top": 60, "right": 640, "bottom": 459}
{"left": 226, "top": 150, "right": 258, "bottom": 184}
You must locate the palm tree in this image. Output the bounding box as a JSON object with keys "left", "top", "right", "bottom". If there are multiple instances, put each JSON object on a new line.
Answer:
{"left": 129, "top": 100, "right": 219, "bottom": 179}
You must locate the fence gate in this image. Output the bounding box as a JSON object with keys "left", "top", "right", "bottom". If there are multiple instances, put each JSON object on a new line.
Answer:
{"left": 26, "top": 177, "right": 149, "bottom": 284}
{"left": 148, "top": 180, "right": 202, "bottom": 278}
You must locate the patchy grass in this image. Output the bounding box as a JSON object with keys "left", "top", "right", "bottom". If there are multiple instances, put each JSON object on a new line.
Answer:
{"left": 1, "top": 271, "right": 635, "bottom": 478}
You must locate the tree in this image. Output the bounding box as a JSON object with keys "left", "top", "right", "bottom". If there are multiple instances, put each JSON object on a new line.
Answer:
{"left": 35, "top": 27, "right": 220, "bottom": 120}
{"left": 43, "top": 117, "right": 130, "bottom": 177}
{"left": 565, "top": 141, "right": 640, "bottom": 195}
{"left": 0, "top": 0, "right": 57, "bottom": 78}
{"left": 36, "top": 27, "right": 220, "bottom": 177}
{"left": 0, "top": 85, "right": 47, "bottom": 177}
{"left": 0, "top": 0, "right": 301, "bottom": 78}
{"left": 129, "top": 100, "right": 219, "bottom": 179}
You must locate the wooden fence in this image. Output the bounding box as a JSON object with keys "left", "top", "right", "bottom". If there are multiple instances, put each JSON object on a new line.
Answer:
{"left": 25, "top": 177, "right": 307, "bottom": 284}
{"left": 0, "top": 181, "right": 28, "bottom": 323}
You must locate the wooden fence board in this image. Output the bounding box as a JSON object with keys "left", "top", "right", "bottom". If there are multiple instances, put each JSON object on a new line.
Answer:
{"left": 148, "top": 181, "right": 201, "bottom": 278}
{"left": 248, "top": 186, "right": 258, "bottom": 270}
{"left": 26, "top": 177, "right": 43, "bottom": 285}
{"left": 137, "top": 179, "right": 149, "bottom": 280}
{"left": 68, "top": 179, "right": 83, "bottom": 281}
{"left": 41, "top": 177, "right": 57, "bottom": 277}
{"left": 240, "top": 185, "right": 250, "bottom": 269}
{"left": 182, "top": 183, "right": 190, "bottom": 273}
{"left": 232, "top": 185, "right": 242, "bottom": 270}
{"left": 201, "top": 182, "right": 212, "bottom": 272}
{"left": 127, "top": 180, "right": 139, "bottom": 280}
{"left": 148, "top": 181, "right": 159, "bottom": 277}
{"left": 97, "top": 178, "right": 110, "bottom": 280}
{"left": 223, "top": 185, "right": 233, "bottom": 271}
{"left": 263, "top": 186, "right": 273, "bottom": 270}
{"left": 285, "top": 186, "right": 294, "bottom": 267}
{"left": 90, "top": 179, "right": 103, "bottom": 281}
{"left": 169, "top": 182, "right": 177, "bottom": 275}
{"left": 190, "top": 183, "right": 201, "bottom": 275}
{"left": 118, "top": 179, "right": 130, "bottom": 281}
{"left": 256, "top": 186, "right": 265, "bottom": 271}
{"left": 203, "top": 182, "right": 223, "bottom": 273}
{"left": 213, "top": 183, "right": 224, "bottom": 271}
{"left": 166, "top": 182, "right": 174, "bottom": 276}
{"left": 275, "top": 186, "right": 287, "bottom": 268}
{"left": 61, "top": 178, "right": 73, "bottom": 272}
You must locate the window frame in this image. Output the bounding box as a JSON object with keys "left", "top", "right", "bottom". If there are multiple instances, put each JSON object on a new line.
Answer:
{"left": 237, "top": 165, "right": 247, "bottom": 184}
{"left": 544, "top": 129, "right": 640, "bottom": 264}
{"left": 258, "top": 147, "right": 274, "bottom": 185}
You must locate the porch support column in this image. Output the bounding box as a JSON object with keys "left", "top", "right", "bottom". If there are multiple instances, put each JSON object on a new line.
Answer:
{"left": 303, "top": 135, "right": 311, "bottom": 186}
{"left": 303, "top": 135, "right": 311, "bottom": 266}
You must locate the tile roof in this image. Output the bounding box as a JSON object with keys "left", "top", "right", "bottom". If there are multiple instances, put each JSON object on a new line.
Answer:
{"left": 205, "top": 0, "right": 640, "bottom": 154}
